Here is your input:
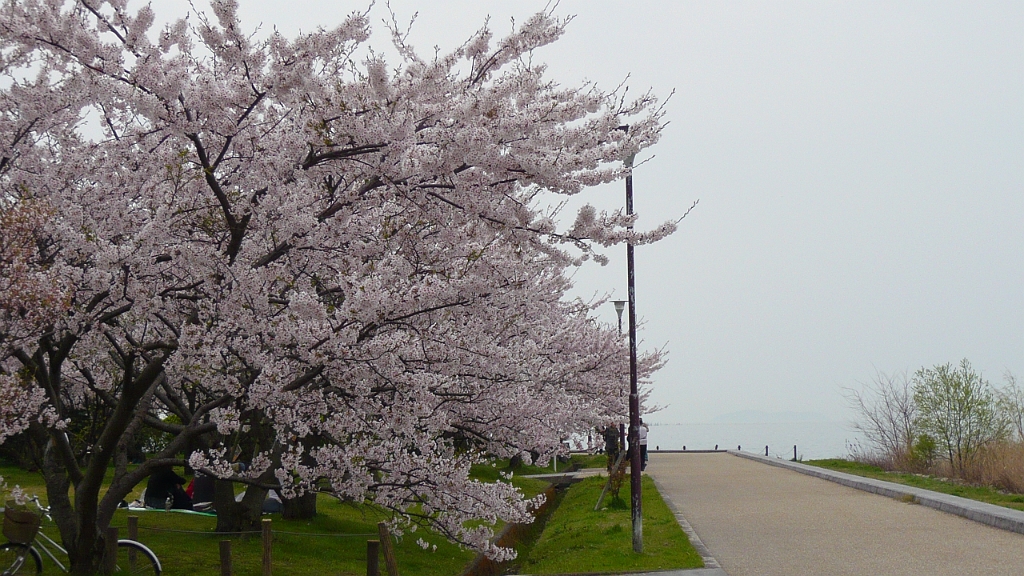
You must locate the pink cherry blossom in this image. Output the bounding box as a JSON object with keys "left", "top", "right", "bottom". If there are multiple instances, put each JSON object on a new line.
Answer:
{"left": 0, "top": 1, "right": 673, "bottom": 569}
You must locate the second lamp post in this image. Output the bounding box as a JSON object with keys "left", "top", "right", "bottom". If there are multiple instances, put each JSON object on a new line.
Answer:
{"left": 623, "top": 153, "right": 642, "bottom": 554}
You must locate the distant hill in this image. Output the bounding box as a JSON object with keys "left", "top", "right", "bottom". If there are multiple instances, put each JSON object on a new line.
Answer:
{"left": 711, "top": 410, "right": 831, "bottom": 423}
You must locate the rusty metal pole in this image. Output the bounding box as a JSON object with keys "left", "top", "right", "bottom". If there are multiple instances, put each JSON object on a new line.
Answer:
{"left": 624, "top": 152, "right": 643, "bottom": 553}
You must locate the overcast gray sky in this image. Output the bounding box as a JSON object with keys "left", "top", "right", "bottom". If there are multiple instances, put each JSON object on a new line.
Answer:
{"left": 208, "top": 1, "right": 1024, "bottom": 423}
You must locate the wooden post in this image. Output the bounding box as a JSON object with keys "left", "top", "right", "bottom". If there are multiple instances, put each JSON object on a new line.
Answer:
{"left": 366, "top": 540, "right": 380, "bottom": 576}
{"left": 104, "top": 527, "right": 118, "bottom": 574}
{"left": 594, "top": 450, "right": 626, "bottom": 511}
{"left": 220, "top": 540, "right": 233, "bottom": 576}
{"left": 127, "top": 516, "right": 138, "bottom": 570}
{"left": 377, "top": 522, "right": 400, "bottom": 576}
{"left": 262, "top": 518, "right": 273, "bottom": 576}
{"left": 793, "top": 445, "right": 797, "bottom": 461}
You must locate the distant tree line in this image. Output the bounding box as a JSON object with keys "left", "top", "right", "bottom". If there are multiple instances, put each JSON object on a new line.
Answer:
{"left": 847, "top": 359, "right": 1024, "bottom": 481}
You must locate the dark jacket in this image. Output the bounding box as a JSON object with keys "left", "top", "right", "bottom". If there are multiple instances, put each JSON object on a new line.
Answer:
{"left": 144, "top": 467, "right": 193, "bottom": 510}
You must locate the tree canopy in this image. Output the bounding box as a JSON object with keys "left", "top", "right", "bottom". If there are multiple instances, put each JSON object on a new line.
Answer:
{"left": 0, "top": 1, "right": 673, "bottom": 571}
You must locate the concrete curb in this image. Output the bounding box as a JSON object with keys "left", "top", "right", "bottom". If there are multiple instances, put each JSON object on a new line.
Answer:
{"left": 648, "top": 474, "right": 726, "bottom": 574}
{"left": 730, "top": 450, "right": 1024, "bottom": 536}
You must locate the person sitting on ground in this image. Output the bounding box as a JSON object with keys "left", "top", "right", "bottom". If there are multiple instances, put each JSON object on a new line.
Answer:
{"left": 189, "top": 471, "right": 215, "bottom": 510}
{"left": 144, "top": 465, "right": 193, "bottom": 510}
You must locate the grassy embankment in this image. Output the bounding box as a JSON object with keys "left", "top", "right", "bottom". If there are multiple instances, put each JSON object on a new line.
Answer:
{"left": 806, "top": 458, "right": 1024, "bottom": 512}
{"left": 512, "top": 474, "right": 704, "bottom": 574}
{"left": 476, "top": 453, "right": 607, "bottom": 478}
{"left": 3, "top": 454, "right": 698, "bottom": 575}
{"left": 0, "top": 461, "right": 548, "bottom": 576}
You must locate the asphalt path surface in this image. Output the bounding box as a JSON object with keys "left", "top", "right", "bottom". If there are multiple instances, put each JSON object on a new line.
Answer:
{"left": 647, "top": 452, "right": 1024, "bottom": 576}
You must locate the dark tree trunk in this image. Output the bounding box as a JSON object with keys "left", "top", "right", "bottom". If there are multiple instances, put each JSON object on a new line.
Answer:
{"left": 67, "top": 532, "right": 111, "bottom": 575}
{"left": 213, "top": 479, "right": 268, "bottom": 533}
{"left": 281, "top": 492, "right": 317, "bottom": 520}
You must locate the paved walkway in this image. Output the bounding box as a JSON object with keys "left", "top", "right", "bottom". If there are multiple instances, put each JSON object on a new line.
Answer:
{"left": 648, "top": 452, "right": 1024, "bottom": 576}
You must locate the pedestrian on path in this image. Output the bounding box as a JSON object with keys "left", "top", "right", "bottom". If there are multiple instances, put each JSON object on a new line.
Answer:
{"left": 602, "top": 423, "right": 620, "bottom": 468}
{"left": 639, "top": 419, "right": 649, "bottom": 471}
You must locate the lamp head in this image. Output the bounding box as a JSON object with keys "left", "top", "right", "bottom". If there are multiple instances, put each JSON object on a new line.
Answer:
{"left": 613, "top": 300, "right": 626, "bottom": 314}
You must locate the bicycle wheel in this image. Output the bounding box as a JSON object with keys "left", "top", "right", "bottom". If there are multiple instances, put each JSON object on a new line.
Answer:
{"left": 0, "top": 543, "right": 42, "bottom": 575}
{"left": 114, "top": 540, "right": 161, "bottom": 575}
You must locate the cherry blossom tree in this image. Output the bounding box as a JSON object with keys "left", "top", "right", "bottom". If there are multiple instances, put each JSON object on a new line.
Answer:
{"left": 0, "top": 1, "right": 673, "bottom": 571}
{"left": 0, "top": 199, "right": 69, "bottom": 444}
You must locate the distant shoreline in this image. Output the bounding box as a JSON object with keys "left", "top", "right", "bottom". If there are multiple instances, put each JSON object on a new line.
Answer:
{"left": 642, "top": 421, "right": 862, "bottom": 460}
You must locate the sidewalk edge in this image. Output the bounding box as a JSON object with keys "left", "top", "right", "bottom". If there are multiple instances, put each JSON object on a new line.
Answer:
{"left": 729, "top": 450, "right": 1024, "bottom": 535}
{"left": 648, "top": 474, "right": 726, "bottom": 573}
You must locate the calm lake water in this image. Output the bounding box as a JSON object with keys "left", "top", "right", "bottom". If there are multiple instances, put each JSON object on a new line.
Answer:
{"left": 647, "top": 421, "right": 863, "bottom": 460}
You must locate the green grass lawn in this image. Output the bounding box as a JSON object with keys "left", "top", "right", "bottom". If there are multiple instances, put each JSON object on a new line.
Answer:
{"left": 568, "top": 453, "right": 609, "bottom": 470}
{"left": 3, "top": 455, "right": 664, "bottom": 575}
{"left": 3, "top": 462, "right": 546, "bottom": 576}
{"left": 473, "top": 453, "right": 611, "bottom": 478}
{"left": 806, "top": 459, "right": 1024, "bottom": 512}
{"left": 0, "top": 465, "right": 47, "bottom": 499}
{"left": 514, "top": 475, "right": 703, "bottom": 575}
{"left": 101, "top": 496, "right": 475, "bottom": 576}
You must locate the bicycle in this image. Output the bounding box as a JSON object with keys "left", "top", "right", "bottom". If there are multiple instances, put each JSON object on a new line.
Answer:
{"left": 1, "top": 497, "right": 161, "bottom": 575}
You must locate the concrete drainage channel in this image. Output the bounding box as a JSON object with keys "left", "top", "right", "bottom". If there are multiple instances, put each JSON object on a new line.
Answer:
{"left": 730, "top": 450, "right": 1024, "bottom": 535}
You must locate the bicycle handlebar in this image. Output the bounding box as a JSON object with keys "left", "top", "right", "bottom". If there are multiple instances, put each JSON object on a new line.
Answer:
{"left": 28, "top": 495, "right": 52, "bottom": 521}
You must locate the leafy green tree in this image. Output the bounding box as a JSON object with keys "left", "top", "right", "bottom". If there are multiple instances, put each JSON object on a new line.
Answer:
{"left": 912, "top": 359, "right": 1007, "bottom": 476}
{"left": 908, "top": 434, "right": 937, "bottom": 469}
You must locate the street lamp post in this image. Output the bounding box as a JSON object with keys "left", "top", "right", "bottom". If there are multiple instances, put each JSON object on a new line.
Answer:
{"left": 624, "top": 153, "right": 643, "bottom": 553}
{"left": 612, "top": 300, "right": 627, "bottom": 462}
{"left": 613, "top": 300, "right": 626, "bottom": 334}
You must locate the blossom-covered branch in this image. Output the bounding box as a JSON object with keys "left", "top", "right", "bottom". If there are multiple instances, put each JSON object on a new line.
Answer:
{"left": 0, "top": 1, "right": 677, "bottom": 570}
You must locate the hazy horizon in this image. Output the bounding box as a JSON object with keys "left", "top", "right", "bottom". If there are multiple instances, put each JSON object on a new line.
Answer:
{"left": 157, "top": 1, "right": 1024, "bottom": 425}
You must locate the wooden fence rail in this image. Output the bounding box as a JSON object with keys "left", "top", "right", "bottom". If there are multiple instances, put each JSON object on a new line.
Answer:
{"left": 118, "top": 515, "right": 398, "bottom": 576}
